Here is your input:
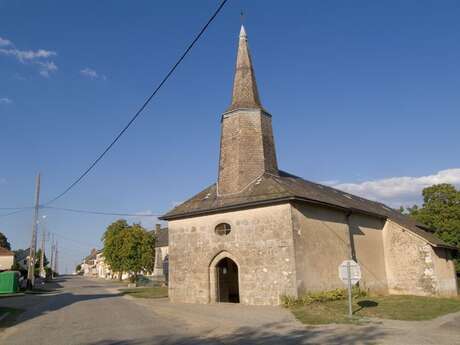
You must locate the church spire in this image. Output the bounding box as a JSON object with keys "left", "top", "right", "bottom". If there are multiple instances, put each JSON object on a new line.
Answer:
{"left": 227, "top": 25, "right": 263, "bottom": 112}
{"left": 218, "top": 25, "right": 278, "bottom": 195}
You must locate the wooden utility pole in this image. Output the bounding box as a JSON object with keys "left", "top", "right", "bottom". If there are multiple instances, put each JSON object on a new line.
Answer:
{"left": 39, "top": 219, "right": 46, "bottom": 278}
{"left": 27, "top": 173, "right": 41, "bottom": 289}
{"left": 50, "top": 233, "right": 55, "bottom": 279}
{"left": 54, "top": 240, "right": 58, "bottom": 276}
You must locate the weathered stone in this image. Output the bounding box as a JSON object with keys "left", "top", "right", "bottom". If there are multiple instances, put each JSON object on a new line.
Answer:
{"left": 162, "top": 25, "right": 458, "bottom": 306}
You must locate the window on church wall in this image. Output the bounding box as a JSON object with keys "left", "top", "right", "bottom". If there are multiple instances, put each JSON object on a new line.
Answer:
{"left": 215, "top": 223, "right": 231, "bottom": 236}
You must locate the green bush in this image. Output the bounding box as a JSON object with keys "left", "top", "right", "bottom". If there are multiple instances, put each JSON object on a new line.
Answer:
{"left": 281, "top": 287, "right": 366, "bottom": 308}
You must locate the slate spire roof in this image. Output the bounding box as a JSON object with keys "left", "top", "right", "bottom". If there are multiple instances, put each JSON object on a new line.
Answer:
{"left": 226, "top": 25, "right": 263, "bottom": 112}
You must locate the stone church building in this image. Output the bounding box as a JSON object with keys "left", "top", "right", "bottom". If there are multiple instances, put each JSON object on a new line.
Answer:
{"left": 160, "top": 26, "right": 458, "bottom": 305}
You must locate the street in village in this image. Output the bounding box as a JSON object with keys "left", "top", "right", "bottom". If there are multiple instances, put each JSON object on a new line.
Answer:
{"left": 1, "top": 276, "right": 460, "bottom": 345}
{"left": 2, "top": 2, "right": 460, "bottom": 345}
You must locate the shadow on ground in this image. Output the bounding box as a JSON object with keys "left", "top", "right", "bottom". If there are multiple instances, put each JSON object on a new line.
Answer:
{"left": 0, "top": 276, "right": 121, "bottom": 328}
{"left": 86, "top": 323, "right": 385, "bottom": 345}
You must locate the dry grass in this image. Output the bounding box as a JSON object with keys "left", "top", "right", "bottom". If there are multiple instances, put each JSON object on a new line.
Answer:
{"left": 291, "top": 295, "right": 460, "bottom": 325}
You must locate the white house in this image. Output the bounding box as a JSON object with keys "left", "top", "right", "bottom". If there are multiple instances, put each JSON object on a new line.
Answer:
{"left": 0, "top": 247, "right": 14, "bottom": 271}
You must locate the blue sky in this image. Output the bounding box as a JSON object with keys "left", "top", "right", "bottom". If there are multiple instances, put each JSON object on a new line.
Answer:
{"left": 1, "top": 0, "right": 459, "bottom": 273}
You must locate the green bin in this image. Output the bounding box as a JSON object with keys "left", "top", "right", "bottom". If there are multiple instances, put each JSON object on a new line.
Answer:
{"left": 0, "top": 271, "right": 19, "bottom": 294}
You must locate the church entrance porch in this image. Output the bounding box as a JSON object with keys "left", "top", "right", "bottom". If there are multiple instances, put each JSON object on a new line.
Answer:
{"left": 216, "top": 257, "right": 240, "bottom": 303}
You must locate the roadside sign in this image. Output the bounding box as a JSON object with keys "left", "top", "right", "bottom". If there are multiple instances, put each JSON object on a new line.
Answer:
{"left": 338, "top": 260, "right": 361, "bottom": 318}
{"left": 339, "top": 260, "right": 361, "bottom": 286}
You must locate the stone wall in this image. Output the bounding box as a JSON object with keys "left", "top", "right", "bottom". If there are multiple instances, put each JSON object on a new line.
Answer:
{"left": 349, "top": 213, "right": 388, "bottom": 293}
{"left": 383, "top": 220, "right": 457, "bottom": 296}
{"left": 152, "top": 246, "right": 168, "bottom": 278}
{"left": 291, "top": 203, "right": 388, "bottom": 294}
{"left": 168, "top": 203, "right": 297, "bottom": 305}
{"left": 158, "top": 246, "right": 168, "bottom": 260}
{"left": 167, "top": 202, "right": 457, "bottom": 305}
{"left": 432, "top": 247, "right": 458, "bottom": 296}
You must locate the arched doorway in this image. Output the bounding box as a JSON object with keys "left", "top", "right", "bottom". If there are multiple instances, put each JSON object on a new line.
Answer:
{"left": 216, "top": 257, "right": 239, "bottom": 303}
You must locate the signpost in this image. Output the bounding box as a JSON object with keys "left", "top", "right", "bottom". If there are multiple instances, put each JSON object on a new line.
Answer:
{"left": 338, "top": 260, "right": 361, "bottom": 317}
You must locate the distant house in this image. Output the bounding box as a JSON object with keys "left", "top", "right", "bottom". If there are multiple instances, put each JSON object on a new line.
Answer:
{"left": 152, "top": 224, "right": 169, "bottom": 284}
{"left": 0, "top": 247, "right": 14, "bottom": 271}
{"left": 81, "top": 249, "right": 129, "bottom": 280}
{"left": 81, "top": 249, "right": 98, "bottom": 277}
{"left": 14, "top": 248, "right": 30, "bottom": 270}
{"left": 95, "top": 251, "right": 112, "bottom": 279}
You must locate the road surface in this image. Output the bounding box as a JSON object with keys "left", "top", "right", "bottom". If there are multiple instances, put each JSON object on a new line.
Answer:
{"left": 1, "top": 276, "right": 459, "bottom": 345}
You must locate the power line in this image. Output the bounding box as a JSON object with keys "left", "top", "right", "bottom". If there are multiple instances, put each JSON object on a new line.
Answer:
{"left": 0, "top": 207, "right": 31, "bottom": 210}
{"left": 43, "top": 0, "right": 229, "bottom": 206}
{"left": 0, "top": 208, "right": 32, "bottom": 218}
{"left": 52, "top": 231, "right": 100, "bottom": 250}
{"left": 43, "top": 206, "right": 161, "bottom": 217}
{"left": 0, "top": 205, "right": 161, "bottom": 219}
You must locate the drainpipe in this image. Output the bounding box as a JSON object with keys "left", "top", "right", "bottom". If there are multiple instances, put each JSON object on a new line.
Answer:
{"left": 346, "top": 211, "right": 357, "bottom": 262}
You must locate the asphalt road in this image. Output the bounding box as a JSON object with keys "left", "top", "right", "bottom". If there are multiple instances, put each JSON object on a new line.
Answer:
{"left": 1, "top": 276, "right": 460, "bottom": 345}
{"left": 0, "top": 276, "right": 188, "bottom": 345}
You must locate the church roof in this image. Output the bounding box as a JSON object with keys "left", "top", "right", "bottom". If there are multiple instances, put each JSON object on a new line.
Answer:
{"left": 226, "top": 25, "right": 264, "bottom": 112}
{"left": 160, "top": 171, "right": 455, "bottom": 250}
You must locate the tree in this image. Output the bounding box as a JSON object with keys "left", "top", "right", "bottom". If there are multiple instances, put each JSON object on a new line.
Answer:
{"left": 34, "top": 249, "right": 49, "bottom": 276}
{"left": 35, "top": 249, "right": 49, "bottom": 269}
{"left": 121, "top": 223, "right": 155, "bottom": 282}
{"left": 76, "top": 264, "right": 82, "bottom": 272}
{"left": 0, "top": 232, "right": 11, "bottom": 250}
{"left": 405, "top": 184, "right": 460, "bottom": 272}
{"left": 102, "top": 220, "right": 155, "bottom": 282}
{"left": 102, "top": 219, "right": 129, "bottom": 280}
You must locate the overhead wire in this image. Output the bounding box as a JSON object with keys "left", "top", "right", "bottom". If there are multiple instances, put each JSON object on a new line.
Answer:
{"left": 43, "top": 206, "right": 161, "bottom": 217}
{"left": 0, "top": 208, "right": 32, "bottom": 218}
{"left": 0, "top": 207, "right": 31, "bottom": 210}
{"left": 42, "top": 0, "right": 229, "bottom": 206}
{"left": 51, "top": 231, "right": 100, "bottom": 250}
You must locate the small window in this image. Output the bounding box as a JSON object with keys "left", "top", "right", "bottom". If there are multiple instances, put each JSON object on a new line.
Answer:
{"left": 215, "top": 223, "right": 231, "bottom": 236}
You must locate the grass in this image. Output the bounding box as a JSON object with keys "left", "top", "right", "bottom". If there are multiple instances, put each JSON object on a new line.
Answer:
{"left": 120, "top": 287, "right": 168, "bottom": 299}
{"left": 290, "top": 295, "right": 460, "bottom": 325}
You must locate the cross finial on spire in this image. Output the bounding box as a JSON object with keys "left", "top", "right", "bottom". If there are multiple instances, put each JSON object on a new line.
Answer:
{"left": 239, "top": 24, "right": 247, "bottom": 39}
{"left": 239, "top": 11, "right": 246, "bottom": 39}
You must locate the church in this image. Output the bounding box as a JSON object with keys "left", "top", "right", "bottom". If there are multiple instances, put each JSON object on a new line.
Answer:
{"left": 160, "top": 26, "right": 458, "bottom": 305}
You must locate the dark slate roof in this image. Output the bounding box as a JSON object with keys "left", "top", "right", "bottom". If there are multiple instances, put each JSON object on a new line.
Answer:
{"left": 154, "top": 227, "right": 169, "bottom": 248}
{"left": 160, "top": 170, "right": 455, "bottom": 250}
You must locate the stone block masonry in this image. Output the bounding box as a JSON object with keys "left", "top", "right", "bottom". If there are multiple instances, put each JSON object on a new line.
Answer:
{"left": 168, "top": 204, "right": 298, "bottom": 305}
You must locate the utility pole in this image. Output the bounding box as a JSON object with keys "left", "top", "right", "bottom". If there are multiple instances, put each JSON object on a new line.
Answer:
{"left": 27, "top": 172, "right": 41, "bottom": 289}
{"left": 39, "top": 217, "right": 47, "bottom": 278}
{"left": 54, "top": 240, "right": 58, "bottom": 276}
{"left": 50, "top": 233, "right": 55, "bottom": 279}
